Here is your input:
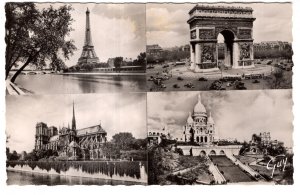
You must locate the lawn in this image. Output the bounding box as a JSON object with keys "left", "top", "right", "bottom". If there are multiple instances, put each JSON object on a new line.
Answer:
{"left": 234, "top": 155, "right": 258, "bottom": 165}
{"left": 180, "top": 166, "right": 214, "bottom": 184}
{"left": 210, "top": 156, "right": 254, "bottom": 183}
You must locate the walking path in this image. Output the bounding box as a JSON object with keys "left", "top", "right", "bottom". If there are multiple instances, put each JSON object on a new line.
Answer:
{"left": 226, "top": 154, "right": 265, "bottom": 181}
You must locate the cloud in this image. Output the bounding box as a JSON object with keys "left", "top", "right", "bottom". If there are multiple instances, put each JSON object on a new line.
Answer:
{"left": 36, "top": 3, "right": 146, "bottom": 66}
{"left": 147, "top": 90, "right": 293, "bottom": 147}
{"left": 146, "top": 3, "right": 293, "bottom": 47}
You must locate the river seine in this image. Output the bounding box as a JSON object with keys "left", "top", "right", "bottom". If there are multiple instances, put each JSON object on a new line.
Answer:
{"left": 15, "top": 74, "right": 146, "bottom": 94}
{"left": 7, "top": 171, "right": 142, "bottom": 185}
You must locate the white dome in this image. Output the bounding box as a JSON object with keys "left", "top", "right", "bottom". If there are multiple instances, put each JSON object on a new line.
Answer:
{"left": 207, "top": 112, "right": 214, "bottom": 124}
{"left": 194, "top": 94, "right": 206, "bottom": 113}
{"left": 187, "top": 112, "right": 193, "bottom": 123}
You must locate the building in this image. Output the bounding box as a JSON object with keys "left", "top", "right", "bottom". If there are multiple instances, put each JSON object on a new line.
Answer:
{"left": 172, "top": 94, "right": 241, "bottom": 156}
{"left": 259, "top": 132, "right": 271, "bottom": 146}
{"left": 107, "top": 58, "right": 115, "bottom": 67}
{"left": 146, "top": 44, "right": 164, "bottom": 63}
{"left": 188, "top": 5, "right": 256, "bottom": 72}
{"left": 77, "top": 8, "right": 100, "bottom": 66}
{"left": 182, "top": 94, "right": 218, "bottom": 144}
{"left": 146, "top": 44, "right": 163, "bottom": 56}
{"left": 34, "top": 102, "right": 107, "bottom": 160}
{"left": 148, "top": 126, "right": 171, "bottom": 146}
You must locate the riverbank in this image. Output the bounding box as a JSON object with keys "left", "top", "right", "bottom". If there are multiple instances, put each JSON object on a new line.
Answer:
{"left": 6, "top": 170, "right": 142, "bottom": 185}
{"left": 7, "top": 161, "right": 148, "bottom": 184}
{"left": 58, "top": 72, "right": 145, "bottom": 76}
{"left": 5, "top": 80, "right": 26, "bottom": 95}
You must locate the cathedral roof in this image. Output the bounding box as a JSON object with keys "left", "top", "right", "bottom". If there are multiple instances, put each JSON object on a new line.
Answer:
{"left": 194, "top": 94, "right": 206, "bottom": 114}
{"left": 76, "top": 124, "right": 106, "bottom": 136}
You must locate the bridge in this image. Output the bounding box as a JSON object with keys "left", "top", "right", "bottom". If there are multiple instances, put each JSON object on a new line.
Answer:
{"left": 177, "top": 145, "right": 243, "bottom": 156}
{"left": 9, "top": 70, "right": 56, "bottom": 75}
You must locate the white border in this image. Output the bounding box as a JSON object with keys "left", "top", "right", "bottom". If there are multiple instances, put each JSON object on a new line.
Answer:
{"left": 0, "top": 0, "right": 299, "bottom": 194}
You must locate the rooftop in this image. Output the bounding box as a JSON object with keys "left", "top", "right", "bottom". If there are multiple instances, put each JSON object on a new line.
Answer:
{"left": 76, "top": 124, "right": 106, "bottom": 136}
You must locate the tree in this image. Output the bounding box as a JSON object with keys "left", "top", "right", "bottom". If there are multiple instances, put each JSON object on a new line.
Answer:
{"left": 5, "top": 3, "right": 76, "bottom": 82}
{"left": 129, "top": 138, "right": 147, "bottom": 150}
{"left": 112, "top": 132, "right": 135, "bottom": 150}
{"left": 9, "top": 150, "right": 20, "bottom": 161}
{"left": 114, "top": 57, "right": 123, "bottom": 72}
{"left": 268, "top": 69, "right": 290, "bottom": 89}
{"left": 133, "top": 52, "right": 146, "bottom": 68}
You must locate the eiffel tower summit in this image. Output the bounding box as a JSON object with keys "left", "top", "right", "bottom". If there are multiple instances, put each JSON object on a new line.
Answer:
{"left": 77, "top": 8, "right": 99, "bottom": 66}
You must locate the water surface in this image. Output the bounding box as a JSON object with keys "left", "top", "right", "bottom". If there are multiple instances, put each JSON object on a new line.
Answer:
{"left": 15, "top": 74, "right": 146, "bottom": 94}
{"left": 7, "top": 171, "right": 142, "bottom": 185}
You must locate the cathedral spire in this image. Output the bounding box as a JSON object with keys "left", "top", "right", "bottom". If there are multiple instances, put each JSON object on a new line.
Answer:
{"left": 72, "top": 101, "right": 76, "bottom": 130}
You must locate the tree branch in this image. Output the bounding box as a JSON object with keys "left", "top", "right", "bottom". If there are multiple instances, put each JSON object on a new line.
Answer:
{"left": 10, "top": 51, "right": 40, "bottom": 83}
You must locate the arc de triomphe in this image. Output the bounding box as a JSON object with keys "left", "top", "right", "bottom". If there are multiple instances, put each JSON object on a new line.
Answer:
{"left": 187, "top": 5, "right": 256, "bottom": 72}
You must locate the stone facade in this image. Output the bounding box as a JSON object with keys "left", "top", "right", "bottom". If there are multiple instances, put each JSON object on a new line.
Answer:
{"left": 188, "top": 4, "right": 256, "bottom": 72}
{"left": 183, "top": 94, "right": 217, "bottom": 144}
{"left": 34, "top": 103, "right": 107, "bottom": 160}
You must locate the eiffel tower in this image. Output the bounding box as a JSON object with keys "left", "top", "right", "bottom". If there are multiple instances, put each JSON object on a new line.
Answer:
{"left": 77, "top": 8, "right": 99, "bottom": 66}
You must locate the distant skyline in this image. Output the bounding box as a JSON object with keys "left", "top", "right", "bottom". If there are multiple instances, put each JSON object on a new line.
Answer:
{"left": 146, "top": 3, "right": 293, "bottom": 48}
{"left": 37, "top": 3, "right": 146, "bottom": 67}
{"left": 6, "top": 93, "right": 147, "bottom": 153}
{"left": 147, "top": 90, "right": 293, "bottom": 147}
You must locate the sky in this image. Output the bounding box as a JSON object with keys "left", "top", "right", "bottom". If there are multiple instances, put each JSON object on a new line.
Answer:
{"left": 146, "top": 3, "right": 293, "bottom": 48}
{"left": 147, "top": 90, "right": 293, "bottom": 147}
{"left": 6, "top": 93, "right": 147, "bottom": 153}
{"left": 37, "top": 3, "right": 146, "bottom": 66}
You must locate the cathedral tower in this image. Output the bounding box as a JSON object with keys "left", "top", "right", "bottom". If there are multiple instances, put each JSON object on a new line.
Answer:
{"left": 77, "top": 8, "right": 99, "bottom": 66}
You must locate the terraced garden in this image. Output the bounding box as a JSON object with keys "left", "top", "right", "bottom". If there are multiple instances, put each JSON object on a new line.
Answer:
{"left": 210, "top": 155, "right": 255, "bottom": 183}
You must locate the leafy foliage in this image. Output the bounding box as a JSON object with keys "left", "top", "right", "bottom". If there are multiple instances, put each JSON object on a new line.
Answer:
{"left": 5, "top": 2, "right": 76, "bottom": 82}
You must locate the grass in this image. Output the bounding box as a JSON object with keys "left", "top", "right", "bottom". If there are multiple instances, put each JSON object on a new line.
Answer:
{"left": 210, "top": 156, "right": 254, "bottom": 183}
{"left": 234, "top": 155, "right": 258, "bottom": 164}
{"left": 180, "top": 166, "right": 214, "bottom": 183}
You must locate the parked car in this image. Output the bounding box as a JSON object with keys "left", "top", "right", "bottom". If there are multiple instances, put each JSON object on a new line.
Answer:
{"left": 177, "top": 76, "right": 183, "bottom": 81}
{"left": 173, "top": 84, "right": 180, "bottom": 88}
{"left": 184, "top": 83, "right": 195, "bottom": 88}
{"left": 235, "top": 81, "right": 247, "bottom": 90}
{"left": 198, "top": 77, "right": 208, "bottom": 81}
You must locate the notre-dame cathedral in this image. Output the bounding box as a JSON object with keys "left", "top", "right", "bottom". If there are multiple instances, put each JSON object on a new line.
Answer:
{"left": 34, "top": 102, "right": 107, "bottom": 160}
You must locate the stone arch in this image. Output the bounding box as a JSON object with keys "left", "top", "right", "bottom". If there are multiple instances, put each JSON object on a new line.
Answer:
{"left": 200, "top": 136, "right": 203, "bottom": 143}
{"left": 196, "top": 136, "right": 200, "bottom": 143}
{"left": 204, "top": 136, "right": 208, "bottom": 143}
{"left": 188, "top": 4, "right": 255, "bottom": 72}
{"left": 219, "top": 150, "right": 225, "bottom": 155}
{"left": 209, "top": 150, "right": 216, "bottom": 155}
{"left": 200, "top": 150, "right": 206, "bottom": 156}
{"left": 217, "top": 29, "right": 235, "bottom": 67}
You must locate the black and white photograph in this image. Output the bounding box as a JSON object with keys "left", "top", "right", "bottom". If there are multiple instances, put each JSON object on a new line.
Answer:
{"left": 146, "top": 3, "right": 293, "bottom": 91}
{"left": 5, "top": 3, "right": 146, "bottom": 95}
{"left": 6, "top": 93, "right": 148, "bottom": 185}
{"left": 147, "top": 90, "right": 293, "bottom": 185}
{"left": 1, "top": 0, "right": 299, "bottom": 191}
